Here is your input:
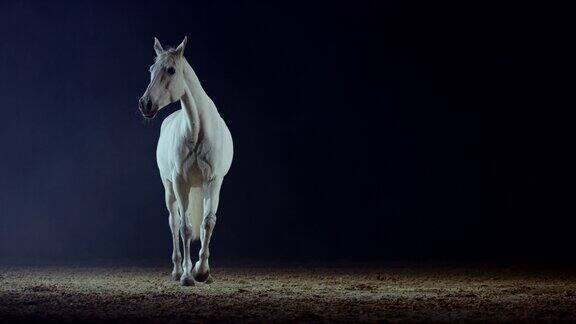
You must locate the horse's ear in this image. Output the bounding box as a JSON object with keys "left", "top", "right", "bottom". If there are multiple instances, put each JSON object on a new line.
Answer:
{"left": 154, "top": 37, "right": 164, "bottom": 55}
{"left": 175, "top": 36, "right": 187, "bottom": 57}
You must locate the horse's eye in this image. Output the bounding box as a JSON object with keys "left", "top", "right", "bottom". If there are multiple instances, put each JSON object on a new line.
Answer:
{"left": 167, "top": 67, "right": 176, "bottom": 75}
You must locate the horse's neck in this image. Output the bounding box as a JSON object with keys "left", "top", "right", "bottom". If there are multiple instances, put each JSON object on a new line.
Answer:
{"left": 179, "top": 59, "right": 210, "bottom": 140}
{"left": 182, "top": 59, "right": 206, "bottom": 102}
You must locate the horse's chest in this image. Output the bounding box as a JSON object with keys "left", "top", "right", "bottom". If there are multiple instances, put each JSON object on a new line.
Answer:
{"left": 182, "top": 153, "right": 204, "bottom": 187}
{"left": 157, "top": 134, "right": 203, "bottom": 184}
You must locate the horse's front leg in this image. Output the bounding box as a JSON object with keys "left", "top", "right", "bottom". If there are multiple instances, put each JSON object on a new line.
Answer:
{"left": 193, "top": 176, "right": 223, "bottom": 283}
{"left": 163, "top": 180, "right": 182, "bottom": 281}
{"left": 173, "top": 177, "right": 195, "bottom": 286}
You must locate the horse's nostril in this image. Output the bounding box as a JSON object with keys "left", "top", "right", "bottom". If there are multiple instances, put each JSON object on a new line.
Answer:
{"left": 146, "top": 100, "right": 152, "bottom": 111}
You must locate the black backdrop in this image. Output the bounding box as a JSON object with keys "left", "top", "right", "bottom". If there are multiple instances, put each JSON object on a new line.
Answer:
{"left": 0, "top": 1, "right": 572, "bottom": 263}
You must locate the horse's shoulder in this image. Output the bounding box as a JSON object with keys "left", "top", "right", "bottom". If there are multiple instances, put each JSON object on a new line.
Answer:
{"left": 160, "top": 110, "right": 181, "bottom": 131}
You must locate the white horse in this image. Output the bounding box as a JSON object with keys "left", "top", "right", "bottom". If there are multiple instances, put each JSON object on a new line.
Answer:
{"left": 138, "top": 37, "right": 233, "bottom": 286}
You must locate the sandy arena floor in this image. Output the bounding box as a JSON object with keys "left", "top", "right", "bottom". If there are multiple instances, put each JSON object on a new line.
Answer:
{"left": 1, "top": 262, "right": 576, "bottom": 323}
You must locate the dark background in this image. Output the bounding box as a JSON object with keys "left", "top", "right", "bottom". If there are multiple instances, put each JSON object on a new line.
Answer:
{"left": 0, "top": 1, "right": 572, "bottom": 263}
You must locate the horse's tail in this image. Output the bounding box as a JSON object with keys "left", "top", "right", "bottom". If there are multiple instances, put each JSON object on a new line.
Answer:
{"left": 187, "top": 187, "right": 204, "bottom": 241}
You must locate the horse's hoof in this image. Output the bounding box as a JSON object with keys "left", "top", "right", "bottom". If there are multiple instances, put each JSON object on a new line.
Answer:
{"left": 171, "top": 271, "right": 182, "bottom": 281}
{"left": 180, "top": 275, "right": 195, "bottom": 286}
{"left": 193, "top": 268, "right": 210, "bottom": 283}
{"left": 204, "top": 274, "right": 214, "bottom": 284}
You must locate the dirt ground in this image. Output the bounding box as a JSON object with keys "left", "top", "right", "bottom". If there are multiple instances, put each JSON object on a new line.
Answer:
{"left": 1, "top": 262, "right": 576, "bottom": 323}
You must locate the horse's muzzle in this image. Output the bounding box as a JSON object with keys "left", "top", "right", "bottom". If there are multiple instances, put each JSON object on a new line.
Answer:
{"left": 139, "top": 96, "right": 158, "bottom": 119}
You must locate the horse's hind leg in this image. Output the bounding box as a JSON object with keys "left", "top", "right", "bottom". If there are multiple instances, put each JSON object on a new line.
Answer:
{"left": 193, "top": 176, "right": 223, "bottom": 283}
{"left": 163, "top": 180, "right": 182, "bottom": 281}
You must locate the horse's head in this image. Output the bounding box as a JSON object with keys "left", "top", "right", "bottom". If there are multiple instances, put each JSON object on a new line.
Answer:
{"left": 139, "top": 37, "right": 187, "bottom": 119}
